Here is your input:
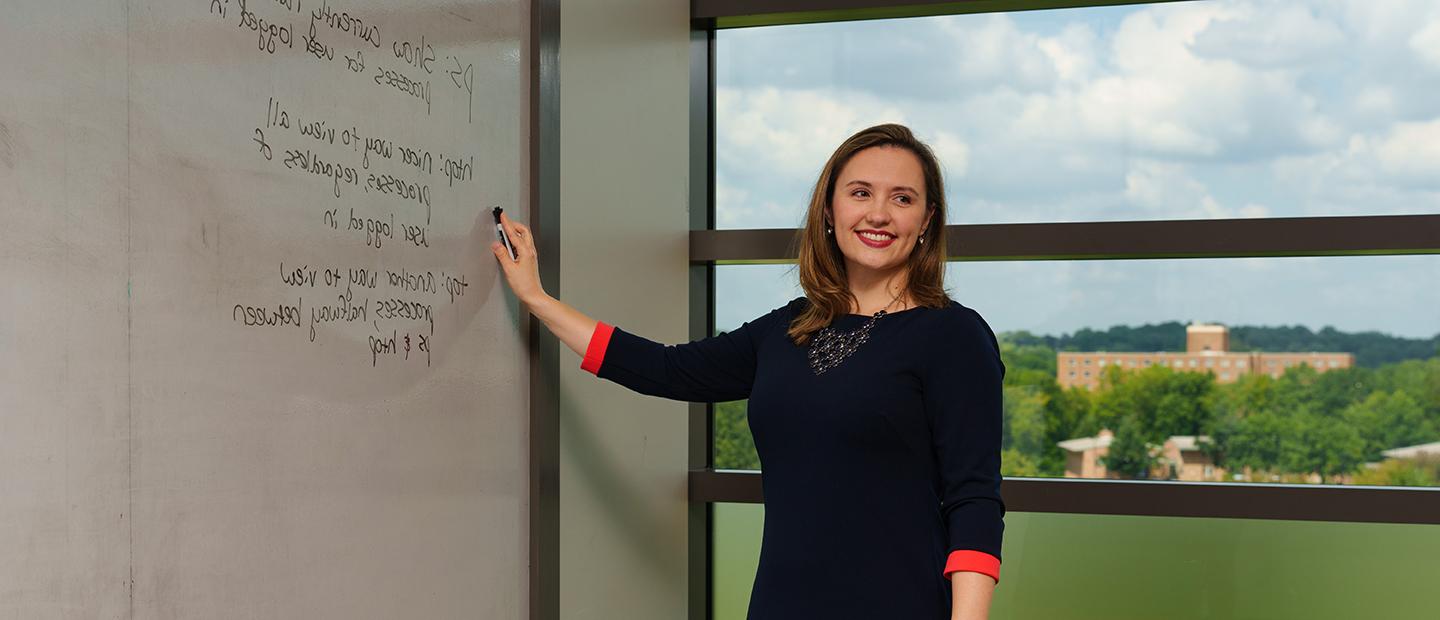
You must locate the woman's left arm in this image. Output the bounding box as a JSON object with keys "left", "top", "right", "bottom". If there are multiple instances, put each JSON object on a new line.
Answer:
{"left": 922, "top": 307, "right": 1007, "bottom": 620}
{"left": 950, "top": 571, "right": 996, "bottom": 620}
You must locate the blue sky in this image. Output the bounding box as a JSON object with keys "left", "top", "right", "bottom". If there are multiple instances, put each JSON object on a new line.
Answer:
{"left": 714, "top": 0, "right": 1440, "bottom": 340}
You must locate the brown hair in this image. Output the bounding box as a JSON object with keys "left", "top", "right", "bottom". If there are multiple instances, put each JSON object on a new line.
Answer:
{"left": 787, "top": 123, "right": 950, "bottom": 346}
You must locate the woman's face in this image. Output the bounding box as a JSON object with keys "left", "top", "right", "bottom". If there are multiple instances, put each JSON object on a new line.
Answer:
{"left": 828, "top": 145, "right": 933, "bottom": 279}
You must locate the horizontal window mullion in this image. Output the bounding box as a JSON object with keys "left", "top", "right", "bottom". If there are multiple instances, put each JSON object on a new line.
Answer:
{"left": 694, "top": 0, "right": 1188, "bottom": 29}
{"left": 690, "top": 469, "right": 1440, "bottom": 525}
{"left": 690, "top": 214, "right": 1440, "bottom": 263}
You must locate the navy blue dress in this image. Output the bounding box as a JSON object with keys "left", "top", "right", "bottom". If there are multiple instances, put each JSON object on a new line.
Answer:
{"left": 581, "top": 296, "right": 1006, "bottom": 619}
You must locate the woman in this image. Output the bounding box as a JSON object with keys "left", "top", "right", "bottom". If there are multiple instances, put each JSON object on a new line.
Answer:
{"left": 491, "top": 123, "right": 1005, "bottom": 620}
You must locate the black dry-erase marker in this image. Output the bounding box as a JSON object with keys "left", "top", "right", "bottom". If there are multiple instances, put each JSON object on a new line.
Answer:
{"left": 493, "top": 207, "right": 517, "bottom": 261}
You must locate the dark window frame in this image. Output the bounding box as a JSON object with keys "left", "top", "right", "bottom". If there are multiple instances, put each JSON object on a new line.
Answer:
{"left": 688, "top": 1, "right": 1440, "bottom": 618}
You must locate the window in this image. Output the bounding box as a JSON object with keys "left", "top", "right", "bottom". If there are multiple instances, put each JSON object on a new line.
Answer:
{"left": 703, "top": 12, "right": 1440, "bottom": 603}
{"left": 715, "top": 3, "right": 1439, "bottom": 230}
{"left": 705, "top": 2, "right": 1440, "bottom": 615}
{"left": 712, "top": 258, "right": 1438, "bottom": 483}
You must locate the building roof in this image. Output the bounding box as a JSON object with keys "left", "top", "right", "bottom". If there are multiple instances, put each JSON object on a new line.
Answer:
{"left": 1168, "top": 436, "right": 1213, "bottom": 451}
{"left": 1057, "top": 435, "right": 1114, "bottom": 452}
{"left": 1381, "top": 441, "right": 1440, "bottom": 460}
{"left": 1058, "top": 434, "right": 1213, "bottom": 452}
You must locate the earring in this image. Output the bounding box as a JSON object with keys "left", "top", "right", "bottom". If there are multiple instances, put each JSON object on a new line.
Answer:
{"left": 919, "top": 236, "right": 925, "bottom": 245}
{"left": 826, "top": 225, "right": 833, "bottom": 234}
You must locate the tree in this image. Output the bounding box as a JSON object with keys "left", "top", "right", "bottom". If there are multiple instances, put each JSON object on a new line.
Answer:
{"left": 713, "top": 400, "right": 760, "bottom": 470}
{"left": 1309, "top": 366, "right": 1375, "bottom": 417}
{"left": 1204, "top": 372, "right": 1275, "bottom": 465}
{"left": 1151, "top": 371, "right": 1214, "bottom": 437}
{"left": 1373, "top": 357, "right": 1440, "bottom": 423}
{"left": 1352, "top": 455, "right": 1440, "bottom": 487}
{"left": 1002, "top": 385, "right": 1048, "bottom": 457}
{"left": 1342, "top": 390, "right": 1435, "bottom": 460}
{"left": 1211, "top": 409, "right": 1294, "bottom": 477}
{"left": 1094, "top": 364, "right": 1216, "bottom": 440}
{"left": 997, "top": 338, "right": 1058, "bottom": 387}
{"left": 1001, "top": 448, "right": 1041, "bottom": 478}
{"left": 1209, "top": 372, "right": 1275, "bottom": 420}
{"left": 1101, "top": 416, "right": 1158, "bottom": 479}
{"left": 1271, "top": 363, "right": 1321, "bottom": 414}
{"left": 1040, "top": 384, "right": 1093, "bottom": 477}
{"left": 1282, "top": 411, "right": 1366, "bottom": 483}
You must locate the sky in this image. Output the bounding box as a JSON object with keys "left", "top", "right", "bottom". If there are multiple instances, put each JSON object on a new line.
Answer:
{"left": 713, "top": 0, "right": 1440, "bottom": 340}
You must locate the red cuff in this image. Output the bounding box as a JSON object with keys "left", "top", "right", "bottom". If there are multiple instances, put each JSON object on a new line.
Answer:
{"left": 943, "top": 550, "right": 1000, "bottom": 585}
{"left": 580, "top": 322, "right": 615, "bottom": 375}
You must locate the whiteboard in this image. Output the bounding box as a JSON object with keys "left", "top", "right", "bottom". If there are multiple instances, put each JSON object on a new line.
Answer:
{"left": 1, "top": 1, "right": 530, "bottom": 617}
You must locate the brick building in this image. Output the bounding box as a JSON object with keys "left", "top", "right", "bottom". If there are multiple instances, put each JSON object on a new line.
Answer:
{"left": 1057, "top": 323, "right": 1354, "bottom": 390}
{"left": 1057, "top": 429, "right": 1227, "bottom": 481}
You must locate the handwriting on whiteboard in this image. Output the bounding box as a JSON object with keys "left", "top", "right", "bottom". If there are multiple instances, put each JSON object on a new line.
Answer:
{"left": 211, "top": 0, "right": 490, "bottom": 369}
{"left": 209, "top": 0, "right": 476, "bottom": 123}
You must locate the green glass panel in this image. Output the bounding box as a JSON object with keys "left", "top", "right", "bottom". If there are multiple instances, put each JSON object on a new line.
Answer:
{"left": 713, "top": 503, "right": 1440, "bottom": 619}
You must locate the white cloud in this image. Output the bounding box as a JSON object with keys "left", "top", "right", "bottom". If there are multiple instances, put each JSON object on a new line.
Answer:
{"left": 717, "top": 87, "right": 908, "bottom": 182}
{"left": 1273, "top": 118, "right": 1440, "bottom": 193}
{"left": 1122, "top": 160, "right": 1267, "bottom": 219}
{"left": 1010, "top": 1, "right": 1345, "bottom": 161}
{"left": 717, "top": 14, "right": 1070, "bottom": 100}
{"left": 1237, "top": 203, "right": 1271, "bottom": 218}
{"left": 1122, "top": 160, "right": 1223, "bottom": 216}
{"left": 1370, "top": 119, "right": 1440, "bottom": 185}
{"left": 927, "top": 131, "right": 970, "bottom": 181}
{"left": 937, "top": 14, "right": 1058, "bottom": 92}
{"left": 1353, "top": 86, "right": 1396, "bottom": 116}
{"left": 1411, "top": 21, "right": 1440, "bottom": 69}
{"left": 716, "top": 177, "right": 804, "bottom": 229}
{"left": 1037, "top": 23, "right": 1101, "bottom": 85}
{"left": 1337, "top": 0, "right": 1440, "bottom": 47}
{"left": 1189, "top": 1, "right": 1346, "bottom": 68}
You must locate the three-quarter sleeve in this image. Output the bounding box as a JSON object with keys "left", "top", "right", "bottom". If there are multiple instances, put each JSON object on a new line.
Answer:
{"left": 579, "top": 301, "right": 792, "bottom": 403}
{"left": 923, "top": 307, "right": 1007, "bottom": 585}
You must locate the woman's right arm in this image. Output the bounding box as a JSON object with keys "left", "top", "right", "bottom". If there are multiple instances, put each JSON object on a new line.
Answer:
{"left": 527, "top": 294, "right": 599, "bottom": 360}
{"left": 487, "top": 211, "right": 596, "bottom": 359}
{"left": 487, "top": 210, "right": 779, "bottom": 403}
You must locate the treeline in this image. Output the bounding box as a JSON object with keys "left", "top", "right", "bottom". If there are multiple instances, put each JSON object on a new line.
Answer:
{"left": 1009, "top": 321, "right": 1439, "bottom": 368}
{"left": 713, "top": 324, "right": 1440, "bottom": 486}
{"left": 999, "top": 357, "right": 1440, "bottom": 485}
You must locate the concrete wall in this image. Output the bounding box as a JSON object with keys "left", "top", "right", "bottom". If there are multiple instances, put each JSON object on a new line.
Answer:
{"left": 558, "top": 1, "right": 693, "bottom": 618}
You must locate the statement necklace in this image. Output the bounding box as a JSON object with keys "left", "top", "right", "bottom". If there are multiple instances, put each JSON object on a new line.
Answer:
{"left": 807, "top": 310, "right": 888, "bottom": 375}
